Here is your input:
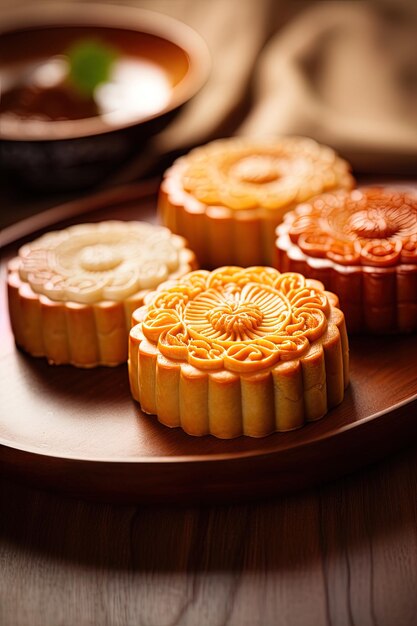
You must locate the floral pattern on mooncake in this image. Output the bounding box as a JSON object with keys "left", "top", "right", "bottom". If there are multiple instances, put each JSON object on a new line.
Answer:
{"left": 129, "top": 267, "right": 349, "bottom": 438}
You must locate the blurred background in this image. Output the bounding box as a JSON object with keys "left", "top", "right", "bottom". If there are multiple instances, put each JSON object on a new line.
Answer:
{"left": 1, "top": 0, "right": 416, "bottom": 229}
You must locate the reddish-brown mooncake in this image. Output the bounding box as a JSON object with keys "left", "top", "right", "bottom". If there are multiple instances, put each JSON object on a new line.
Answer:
{"left": 276, "top": 187, "right": 417, "bottom": 333}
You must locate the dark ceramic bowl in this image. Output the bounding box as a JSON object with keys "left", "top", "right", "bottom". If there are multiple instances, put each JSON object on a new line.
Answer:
{"left": 0, "top": 3, "right": 210, "bottom": 191}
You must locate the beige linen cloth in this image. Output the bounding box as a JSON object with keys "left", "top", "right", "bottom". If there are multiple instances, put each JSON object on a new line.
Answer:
{"left": 142, "top": 0, "right": 417, "bottom": 176}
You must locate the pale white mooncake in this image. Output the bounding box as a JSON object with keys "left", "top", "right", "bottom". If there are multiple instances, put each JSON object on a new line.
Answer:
{"left": 7, "top": 221, "right": 197, "bottom": 367}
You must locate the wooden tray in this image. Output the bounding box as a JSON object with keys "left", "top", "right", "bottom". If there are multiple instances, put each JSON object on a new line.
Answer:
{"left": 1, "top": 186, "right": 417, "bottom": 504}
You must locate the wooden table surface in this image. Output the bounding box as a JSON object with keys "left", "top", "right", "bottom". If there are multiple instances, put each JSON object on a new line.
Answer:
{"left": 1, "top": 443, "right": 417, "bottom": 626}
{"left": 1, "top": 182, "right": 417, "bottom": 626}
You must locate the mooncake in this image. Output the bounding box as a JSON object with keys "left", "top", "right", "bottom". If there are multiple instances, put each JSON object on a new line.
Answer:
{"left": 7, "top": 221, "right": 197, "bottom": 367}
{"left": 128, "top": 266, "right": 349, "bottom": 438}
{"left": 158, "top": 136, "right": 354, "bottom": 268}
{"left": 275, "top": 187, "right": 417, "bottom": 334}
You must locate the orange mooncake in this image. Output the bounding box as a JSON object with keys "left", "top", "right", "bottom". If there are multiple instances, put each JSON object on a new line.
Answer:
{"left": 275, "top": 187, "right": 417, "bottom": 334}
{"left": 158, "top": 136, "right": 354, "bottom": 268}
{"left": 128, "top": 266, "right": 349, "bottom": 438}
{"left": 7, "top": 221, "right": 197, "bottom": 367}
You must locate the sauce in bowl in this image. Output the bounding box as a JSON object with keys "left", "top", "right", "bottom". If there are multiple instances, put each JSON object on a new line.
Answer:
{"left": 1, "top": 54, "right": 173, "bottom": 122}
{"left": 0, "top": 25, "right": 191, "bottom": 138}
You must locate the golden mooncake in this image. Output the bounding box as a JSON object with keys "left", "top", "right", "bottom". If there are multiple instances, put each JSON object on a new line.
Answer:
{"left": 7, "top": 221, "right": 197, "bottom": 367}
{"left": 275, "top": 187, "right": 417, "bottom": 334}
{"left": 158, "top": 136, "right": 354, "bottom": 268}
{"left": 128, "top": 266, "right": 349, "bottom": 438}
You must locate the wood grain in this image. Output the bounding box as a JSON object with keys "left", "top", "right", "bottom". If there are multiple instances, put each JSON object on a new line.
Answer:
{"left": 1, "top": 444, "right": 416, "bottom": 626}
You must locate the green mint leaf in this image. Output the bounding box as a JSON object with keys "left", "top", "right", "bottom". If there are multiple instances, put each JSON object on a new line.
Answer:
{"left": 67, "top": 39, "right": 118, "bottom": 97}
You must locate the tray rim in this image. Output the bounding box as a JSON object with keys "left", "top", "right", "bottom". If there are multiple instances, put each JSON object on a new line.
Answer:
{"left": 1, "top": 390, "right": 416, "bottom": 465}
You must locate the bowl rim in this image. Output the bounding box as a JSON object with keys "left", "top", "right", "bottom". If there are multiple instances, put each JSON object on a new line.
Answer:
{"left": 0, "top": 2, "right": 211, "bottom": 142}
